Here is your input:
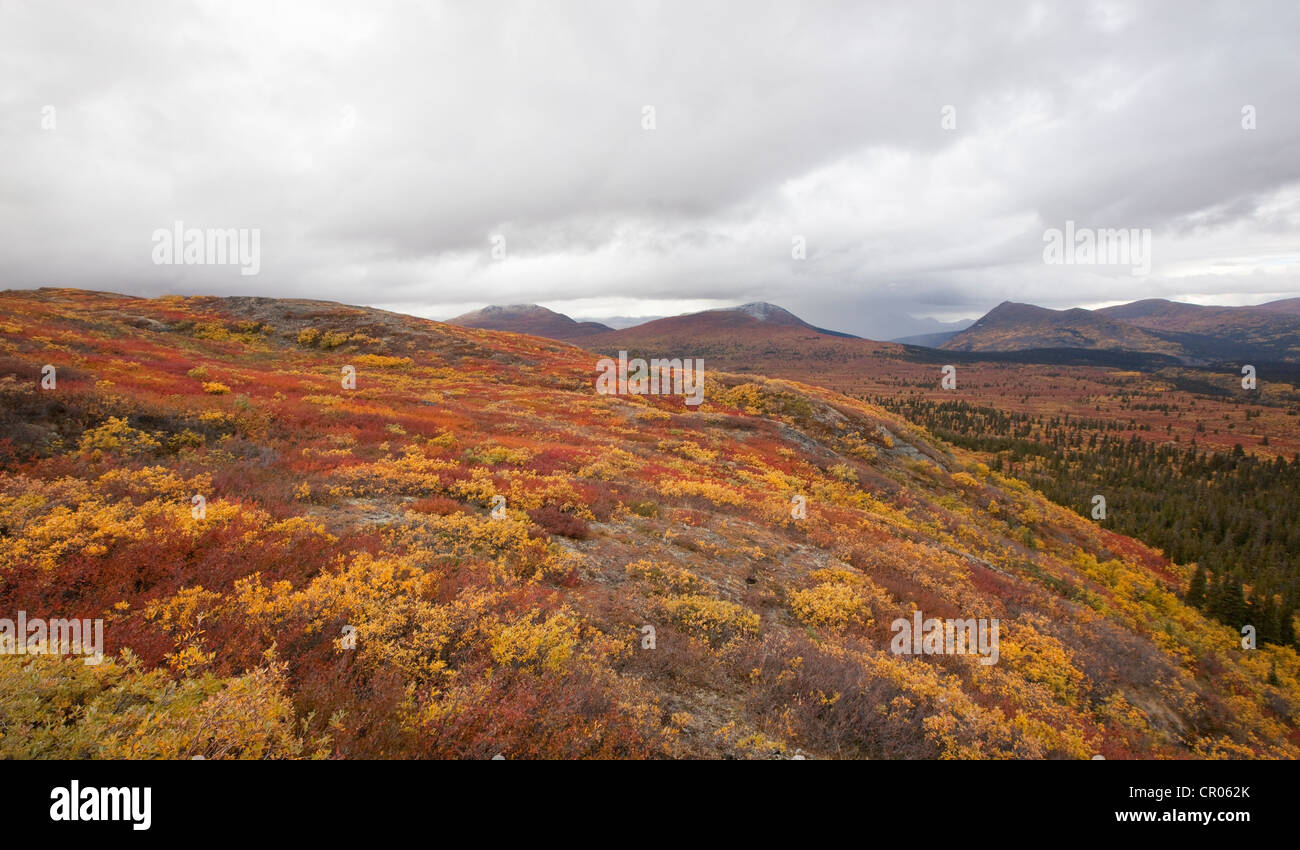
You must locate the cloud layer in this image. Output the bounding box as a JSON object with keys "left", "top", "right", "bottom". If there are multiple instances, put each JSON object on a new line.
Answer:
{"left": 3, "top": 0, "right": 1299, "bottom": 338}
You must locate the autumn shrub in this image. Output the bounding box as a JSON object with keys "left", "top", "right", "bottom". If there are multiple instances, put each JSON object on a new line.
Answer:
{"left": 465, "top": 444, "right": 534, "bottom": 466}
{"left": 732, "top": 634, "right": 944, "bottom": 759}
{"left": 0, "top": 651, "right": 325, "bottom": 759}
{"left": 488, "top": 608, "right": 583, "bottom": 673}
{"left": 414, "top": 666, "right": 664, "bottom": 759}
{"left": 828, "top": 463, "right": 858, "bottom": 483}
{"left": 409, "top": 496, "right": 464, "bottom": 516}
{"left": 717, "top": 382, "right": 765, "bottom": 415}
{"left": 354, "top": 354, "right": 413, "bottom": 368}
{"left": 628, "top": 500, "right": 658, "bottom": 518}
{"left": 625, "top": 559, "right": 701, "bottom": 594}
{"left": 659, "top": 594, "right": 759, "bottom": 646}
{"left": 191, "top": 321, "right": 230, "bottom": 341}
{"left": 657, "top": 477, "right": 746, "bottom": 506}
{"left": 790, "top": 582, "right": 872, "bottom": 631}
{"left": 76, "top": 417, "right": 161, "bottom": 458}
{"left": 573, "top": 480, "right": 619, "bottom": 521}
{"left": 527, "top": 504, "right": 591, "bottom": 540}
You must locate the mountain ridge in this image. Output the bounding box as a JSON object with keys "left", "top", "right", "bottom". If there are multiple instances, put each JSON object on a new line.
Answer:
{"left": 448, "top": 300, "right": 859, "bottom": 342}
{"left": 942, "top": 297, "right": 1300, "bottom": 363}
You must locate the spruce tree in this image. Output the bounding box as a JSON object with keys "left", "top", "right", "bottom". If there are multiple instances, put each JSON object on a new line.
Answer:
{"left": 1227, "top": 578, "right": 1249, "bottom": 629}
{"left": 1207, "top": 573, "right": 1230, "bottom": 621}
{"left": 1187, "top": 565, "right": 1207, "bottom": 608}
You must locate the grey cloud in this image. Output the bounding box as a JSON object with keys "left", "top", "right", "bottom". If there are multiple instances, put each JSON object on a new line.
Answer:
{"left": 2, "top": 0, "right": 1299, "bottom": 337}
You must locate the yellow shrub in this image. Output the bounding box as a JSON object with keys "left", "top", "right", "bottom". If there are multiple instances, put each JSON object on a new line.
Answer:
{"left": 77, "top": 417, "right": 160, "bottom": 457}
{"left": 626, "top": 559, "right": 701, "bottom": 593}
{"left": 718, "top": 382, "right": 765, "bottom": 415}
{"left": 657, "top": 478, "right": 746, "bottom": 506}
{"left": 466, "top": 444, "right": 534, "bottom": 466}
{"left": 1000, "top": 619, "right": 1086, "bottom": 706}
{"left": 489, "top": 609, "right": 583, "bottom": 673}
{"left": 660, "top": 594, "right": 759, "bottom": 645}
{"left": 0, "top": 651, "right": 322, "bottom": 759}
{"left": 354, "top": 354, "right": 413, "bottom": 368}
{"left": 828, "top": 463, "right": 858, "bottom": 483}
{"left": 790, "top": 582, "right": 872, "bottom": 630}
{"left": 658, "top": 440, "right": 717, "bottom": 463}
{"left": 191, "top": 322, "right": 230, "bottom": 341}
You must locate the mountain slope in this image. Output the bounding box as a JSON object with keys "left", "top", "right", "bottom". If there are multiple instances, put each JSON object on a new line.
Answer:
{"left": 580, "top": 312, "right": 904, "bottom": 394}
{"left": 941, "top": 301, "right": 1188, "bottom": 358}
{"left": 0, "top": 288, "right": 1295, "bottom": 759}
{"left": 584, "top": 302, "right": 857, "bottom": 342}
{"left": 1096, "top": 299, "right": 1300, "bottom": 361}
{"left": 947, "top": 298, "right": 1300, "bottom": 363}
{"left": 1257, "top": 297, "right": 1300, "bottom": 316}
{"left": 447, "top": 303, "right": 613, "bottom": 339}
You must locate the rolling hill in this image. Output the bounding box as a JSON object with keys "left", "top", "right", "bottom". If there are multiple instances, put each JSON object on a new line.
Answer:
{"left": 0, "top": 288, "right": 1296, "bottom": 759}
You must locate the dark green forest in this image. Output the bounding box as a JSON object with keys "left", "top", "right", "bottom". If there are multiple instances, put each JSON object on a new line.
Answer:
{"left": 876, "top": 396, "right": 1299, "bottom": 649}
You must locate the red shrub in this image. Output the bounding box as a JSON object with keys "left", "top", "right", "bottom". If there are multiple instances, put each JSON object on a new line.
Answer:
{"left": 410, "top": 496, "right": 464, "bottom": 516}
{"left": 527, "top": 504, "right": 590, "bottom": 539}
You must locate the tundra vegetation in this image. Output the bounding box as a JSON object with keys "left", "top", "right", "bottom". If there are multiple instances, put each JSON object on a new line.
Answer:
{"left": 0, "top": 290, "right": 1295, "bottom": 759}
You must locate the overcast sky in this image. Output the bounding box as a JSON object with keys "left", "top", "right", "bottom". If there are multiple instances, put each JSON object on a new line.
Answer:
{"left": 3, "top": 0, "right": 1299, "bottom": 339}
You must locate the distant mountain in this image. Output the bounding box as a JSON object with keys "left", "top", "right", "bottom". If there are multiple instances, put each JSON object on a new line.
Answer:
{"left": 587, "top": 302, "right": 857, "bottom": 341}
{"left": 448, "top": 297, "right": 1300, "bottom": 362}
{"left": 578, "top": 302, "right": 904, "bottom": 389}
{"left": 941, "top": 301, "right": 1186, "bottom": 358}
{"left": 943, "top": 297, "right": 1300, "bottom": 363}
{"left": 446, "top": 304, "right": 613, "bottom": 339}
{"left": 1094, "top": 298, "right": 1207, "bottom": 325}
{"left": 1096, "top": 298, "right": 1300, "bottom": 357}
{"left": 1099, "top": 297, "right": 1294, "bottom": 329}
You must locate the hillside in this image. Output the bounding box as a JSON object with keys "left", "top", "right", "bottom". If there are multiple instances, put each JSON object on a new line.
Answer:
{"left": 0, "top": 288, "right": 1296, "bottom": 759}
{"left": 447, "top": 304, "right": 613, "bottom": 339}
{"left": 942, "top": 302, "right": 1188, "bottom": 359}
{"left": 946, "top": 299, "right": 1300, "bottom": 363}
{"left": 1096, "top": 299, "right": 1300, "bottom": 361}
{"left": 1256, "top": 297, "right": 1300, "bottom": 317}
